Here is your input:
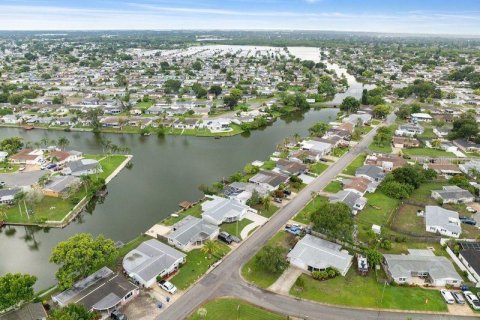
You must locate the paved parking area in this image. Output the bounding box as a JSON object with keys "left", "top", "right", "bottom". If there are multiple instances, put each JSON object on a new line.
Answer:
{"left": 0, "top": 170, "right": 44, "bottom": 187}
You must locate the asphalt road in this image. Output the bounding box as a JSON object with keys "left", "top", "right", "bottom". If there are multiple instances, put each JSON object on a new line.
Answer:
{"left": 159, "top": 113, "right": 477, "bottom": 320}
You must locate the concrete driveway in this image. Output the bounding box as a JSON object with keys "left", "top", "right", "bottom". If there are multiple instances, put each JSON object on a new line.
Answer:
{"left": 0, "top": 170, "right": 45, "bottom": 187}
{"left": 268, "top": 266, "right": 303, "bottom": 295}
{"left": 241, "top": 212, "right": 268, "bottom": 240}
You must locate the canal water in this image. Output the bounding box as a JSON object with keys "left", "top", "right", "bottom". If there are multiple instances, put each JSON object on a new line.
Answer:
{"left": 0, "top": 109, "right": 337, "bottom": 289}
{"left": 0, "top": 46, "right": 370, "bottom": 290}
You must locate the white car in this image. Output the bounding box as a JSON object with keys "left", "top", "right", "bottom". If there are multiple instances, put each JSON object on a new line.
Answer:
{"left": 464, "top": 291, "right": 480, "bottom": 310}
{"left": 158, "top": 280, "right": 177, "bottom": 294}
{"left": 466, "top": 207, "right": 477, "bottom": 213}
{"left": 440, "top": 289, "right": 455, "bottom": 304}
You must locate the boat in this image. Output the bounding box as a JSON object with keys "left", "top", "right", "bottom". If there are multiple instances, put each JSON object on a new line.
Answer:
{"left": 0, "top": 221, "right": 5, "bottom": 228}
{"left": 23, "top": 125, "right": 34, "bottom": 130}
{"left": 170, "top": 213, "right": 179, "bottom": 218}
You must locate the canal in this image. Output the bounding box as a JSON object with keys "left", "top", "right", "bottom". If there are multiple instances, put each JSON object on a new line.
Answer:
{"left": 0, "top": 109, "right": 338, "bottom": 289}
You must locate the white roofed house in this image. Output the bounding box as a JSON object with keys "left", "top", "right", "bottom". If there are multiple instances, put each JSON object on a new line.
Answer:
{"left": 460, "top": 160, "right": 480, "bottom": 177}
{"left": 62, "top": 159, "right": 102, "bottom": 176}
{"left": 425, "top": 205, "right": 461, "bottom": 238}
{"left": 0, "top": 188, "right": 21, "bottom": 204}
{"left": 342, "top": 113, "right": 372, "bottom": 126}
{"left": 395, "top": 124, "right": 424, "bottom": 137}
{"left": 287, "top": 235, "right": 353, "bottom": 276}
{"left": 300, "top": 140, "right": 332, "bottom": 158}
{"left": 411, "top": 113, "right": 433, "bottom": 122}
{"left": 431, "top": 186, "right": 474, "bottom": 204}
{"left": 122, "top": 239, "right": 186, "bottom": 287}
{"left": 201, "top": 195, "right": 257, "bottom": 225}
{"left": 167, "top": 215, "right": 220, "bottom": 251}
{"left": 329, "top": 190, "right": 367, "bottom": 215}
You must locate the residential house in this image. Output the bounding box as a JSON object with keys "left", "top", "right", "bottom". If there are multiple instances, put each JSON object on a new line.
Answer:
{"left": 329, "top": 190, "right": 367, "bottom": 215}
{"left": 287, "top": 235, "right": 353, "bottom": 276}
{"left": 365, "top": 154, "right": 407, "bottom": 171}
{"left": 383, "top": 249, "right": 462, "bottom": 287}
{"left": 457, "top": 242, "right": 480, "bottom": 285}
{"left": 122, "top": 239, "right": 186, "bottom": 287}
{"left": 52, "top": 267, "right": 138, "bottom": 313}
{"left": 249, "top": 170, "right": 289, "bottom": 191}
{"left": 9, "top": 149, "right": 44, "bottom": 165}
{"left": 0, "top": 303, "right": 47, "bottom": 320}
{"left": 2, "top": 115, "right": 20, "bottom": 124}
{"left": 355, "top": 165, "right": 386, "bottom": 182}
{"left": 342, "top": 113, "right": 372, "bottom": 126}
{"left": 343, "top": 176, "right": 376, "bottom": 194}
{"left": 423, "top": 163, "right": 461, "bottom": 177}
{"left": 275, "top": 159, "right": 307, "bottom": 176}
{"left": 201, "top": 118, "right": 232, "bottom": 133}
{"left": 0, "top": 188, "right": 20, "bottom": 205}
{"left": 300, "top": 140, "right": 332, "bottom": 158}
{"left": 395, "top": 124, "right": 424, "bottom": 137}
{"left": 62, "top": 159, "right": 102, "bottom": 176}
{"left": 411, "top": 113, "right": 433, "bottom": 122}
{"left": 425, "top": 205, "right": 461, "bottom": 238}
{"left": 460, "top": 160, "right": 480, "bottom": 177}
{"left": 431, "top": 186, "right": 474, "bottom": 204}
{"left": 201, "top": 195, "right": 256, "bottom": 225}
{"left": 42, "top": 175, "right": 80, "bottom": 198}
{"left": 433, "top": 127, "right": 451, "bottom": 138}
{"left": 223, "top": 181, "right": 269, "bottom": 204}
{"left": 392, "top": 136, "right": 421, "bottom": 148}
{"left": 167, "top": 215, "right": 220, "bottom": 251}
{"left": 454, "top": 139, "right": 480, "bottom": 153}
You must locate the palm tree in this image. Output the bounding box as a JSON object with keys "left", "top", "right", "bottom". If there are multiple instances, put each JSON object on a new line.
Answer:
{"left": 80, "top": 175, "right": 92, "bottom": 194}
{"left": 40, "top": 138, "right": 49, "bottom": 148}
{"left": 293, "top": 132, "right": 301, "bottom": 144}
{"left": 263, "top": 195, "right": 271, "bottom": 211}
{"left": 57, "top": 137, "right": 70, "bottom": 150}
{"left": 201, "top": 240, "right": 220, "bottom": 258}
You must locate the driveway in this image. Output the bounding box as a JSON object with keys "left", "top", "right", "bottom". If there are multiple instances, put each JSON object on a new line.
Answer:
{"left": 0, "top": 170, "right": 45, "bottom": 187}
{"left": 241, "top": 212, "right": 268, "bottom": 240}
{"left": 122, "top": 292, "right": 162, "bottom": 320}
{"left": 268, "top": 266, "right": 303, "bottom": 295}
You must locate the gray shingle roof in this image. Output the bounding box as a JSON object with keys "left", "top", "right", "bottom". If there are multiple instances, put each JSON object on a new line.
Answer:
{"left": 168, "top": 215, "right": 219, "bottom": 247}
{"left": 384, "top": 254, "right": 461, "bottom": 281}
{"left": 425, "top": 205, "right": 461, "bottom": 235}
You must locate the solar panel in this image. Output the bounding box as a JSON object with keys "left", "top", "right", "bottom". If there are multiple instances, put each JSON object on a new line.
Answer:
{"left": 459, "top": 242, "right": 480, "bottom": 250}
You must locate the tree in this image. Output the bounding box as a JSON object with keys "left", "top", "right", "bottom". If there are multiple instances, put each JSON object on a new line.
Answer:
{"left": 57, "top": 137, "right": 70, "bottom": 150}
{"left": 246, "top": 189, "right": 262, "bottom": 207}
{"left": 364, "top": 248, "right": 382, "bottom": 268}
{"left": 310, "top": 202, "right": 354, "bottom": 240}
{"left": 201, "top": 240, "right": 220, "bottom": 258}
{"left": 448, "top": 113, "right": 479, "bottom": 140}
{"left": 361, "top": 89, "right": 368, "bottom": 105}
{"left": 0, "top": 273, "right": 37, "bottom": 311}
{"left": 192, "top": 60, "right": 202, "bottom": 71}
{"left": 208, "top": 85, "right": 222, "bottom": 97}
{"left": 255, "top": 245, "right": 288, "bottom": 274}
{"left": 223, "top": 88, "right": 243, "bottom": 109}
{"left": 372, "top": 105, "right": 391, "bottom": 119}
{"left": 339, "top": 96, "right": 360, "bottom": 114}
{"left": 379, "top": 180, "right": 413, "bottom": 199}
{"left": 317, "top": 75, "right": 336, "bottom": 97}
{"left": 0, "top": 137, "right": 24, "bottom": 154}
{"left": 48, "top": 304, "right": 99, "bottom": 320}
{"left": 391, "top": 165, "right": 426, "bottom": 189}
{"left": 164, "top": 79, "right": 182, "bottom": 94}
{"left": 308, "top": 122, "right": 330, "bottom": 137}
{"left": 243, "top": 163, "right": 259, "bottom": 175}
{"left": 50, "top": 233, "right": 117, "bottom": 290}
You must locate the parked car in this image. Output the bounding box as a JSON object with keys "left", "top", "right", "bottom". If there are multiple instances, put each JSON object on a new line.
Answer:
{"left": 285, "top": 225, "right": 302, "bottom": 236}
{"left": 283, "top": 190, "right": 291, "bottom": 196}
{"left": 466, "top": 207, "right": 477, "bottom": 213}
{"left": 273, "top": 197, "right": 282, "bottom": 203}
{"left": 18, "top": 166, "right": 25, "bottom": 171}
{"left": 111, "top": 310, "right": 127, "bottom": 320}
{"left": 46, "top": 163, "right": 56, "bottom": 169}
{"left": 452, "top": 292, "right": 465, "bottom": 304}
{"left": 218, "top": 231, "right": 233, "bottom": 244}
{"left": 440, "top": 289, "right": 455, "bottom": 304}
{"left": 460, "top": 216, "right": 477, "bottom": 226}
{"left": 0, "top": 181, "right": 5, "bottom": 187}
{"left": 464, "top": 291, "right": 480, "bottom": 310}
{"left": 157, "top": 280, "right": 177, "bottom": 294}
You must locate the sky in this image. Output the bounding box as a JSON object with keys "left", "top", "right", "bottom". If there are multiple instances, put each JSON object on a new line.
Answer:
{"left": 0, "top": 0, "right": 479, "bottom": 35}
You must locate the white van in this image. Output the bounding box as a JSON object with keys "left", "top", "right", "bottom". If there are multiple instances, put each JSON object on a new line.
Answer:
{"left": 441, "top": 289, "right": 455, "bottom": 304}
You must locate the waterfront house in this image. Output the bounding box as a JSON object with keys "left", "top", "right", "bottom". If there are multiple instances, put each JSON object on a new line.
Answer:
{"left": 275, "top": 159, "right": 307, "bottom": 176}
{"left": 425, "top": 205, "right": 461, "bottom": 238}
{"left": 431, "top": 186, "right": 474, "bottom": 204}
{"left": 167, "top": 215, "right": 220, "bottom": 251}
{"left": 223, "top": 181, "right": 269, "bottom": 204}
{"left": 201, "top": 195, "right": 256, "bottom": 225}
{"left": 122, "top": 239, "right": 186, "bottom": 287}
{"left": 342, "top": 113, "right": 372, "bottom": 126}
{"left": 52, "top": 267, "right": 138, "bottom": 313}
{"left": 300, "top": 140, "right": 332, "bottom": 158}
{"left": 62, "top": 159, "right": 102, "bottom": 176}
{"left": 0, "top": 188, "right": 21, "bottom": 204}
{"left": 42, "top": 175, "right": 80, "bottom": 198}
{"left": 9, "top": 149, "right": 44, "bottom": 165}
{"left": 383, "top": 250, "right": 462, "bottom": 287}
{"left": 249, "top": 170, "right": 290, "bottom": 191}
{"left": 1, "top": 115, "right": 20, "bottom": 124}
{"left": 0, "top": 303, "right": 47, "bottom": 320}
{"left": 287, "top": 235, "right": 353, "bottom": 276}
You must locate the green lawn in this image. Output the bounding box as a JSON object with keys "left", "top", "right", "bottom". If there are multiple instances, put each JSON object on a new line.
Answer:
{"left": 241, "top": 232, "right": 294, "bottom": 288}
{"left": 161, "top": 203, "right": 203, "bottom": 226}
{"left": 96, "top": 155, "right": 128, "bottom": 180}
{"left": 170, "top": 241, "right": 230, "bottom": 290}
{"left": 342, "top": 153, "right": 366, "bottom": 176}
{"left": 355, "top": 192, "right": 400, "bottom": 242}
{"left": 135, "top": 101, "right": 154, "bottom": 110}
{"left": 323, "top": 180, "right": 342, "bottom": 193}
{"left": 369, "top": 125, "right": 396, "bottom": 154}
{"left": 256, "top": 205, "right": 279, "bottom": 218}
{"left": 166, "top": 124, "right": 244, "bottom": 137}
{"left": 293, "top": 195, "right": 328, "bottom": 224}
{"left": 332, "top": 147, "right": 349, "bottom": 157}
{"left": 221, "top": 219, "right": 253, "bottom": 237}
{"left": 403, "top": 148, "right": 454, "bottom": 157}
{"left": 261, "top": 160, "right": 276, "bottom": 170}
{"left": 290, "top": 270, "right": 447, "bottom": 312}
{"left": 0, "top": 164, "right": 20, "bottom": 173}
{"left": 3, "top": 189, "right": 88, "bottom": 224}
{"left": 408, "top": 181, "right": 446, "bottom": 203}
{"left": 308, "top": 162, "right": 329, "bottom": 175}
{"left": 188, "top": 298, "right": 286, "bottom": 320}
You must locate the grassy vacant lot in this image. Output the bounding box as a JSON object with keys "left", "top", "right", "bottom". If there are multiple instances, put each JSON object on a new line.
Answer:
{"left": 96, "top": 155, "right": 128, "bottom": 180}
{"left": 221, "top": 218, "right": 253, "bottom": 237}
{"left": 290, "top": 270, "right": 446, "bottom": 312}
{"left": 188, "top": 298, "right": 286, "bottom": 320}
{"left": 161, "top": 203, "right": 203, "bottom": 226}
{"left": 355, "top": 192, "right": 400, "bottom": 242}
{"left": 369, "top": 124, "right": 396, "bottom": 154}
{"left": 308, "top": 162, "right": 329, "bottom": 175}
{"left": 293, "top": 195, "right": 328, "bottom": 225}
{"left": 342, "top": 153, "right": 366, "bottom": 176}
{"left": 323, "top": 180, "right": 342, "bottom": 193}
{"left": 4, "top": 189, "right": 87, "bottom": 223}
{"left": 408, "top": 181, "right": 446, "bottom": 203}
{"left": 241, "top": 232, "right": 294, "bottom": 288}
{"left": 393, "top": 204, "right": 429, "bottom": 235}
{"left": 170, "top": 241, "right": 230, "bottom": 290}
{"left": 403, "top": 148, "right": 454, "bottom": 157}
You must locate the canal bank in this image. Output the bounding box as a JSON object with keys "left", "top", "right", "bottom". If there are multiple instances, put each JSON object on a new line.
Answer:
{"left": 0, "top": 109, "right": 338, "bottom": 290}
